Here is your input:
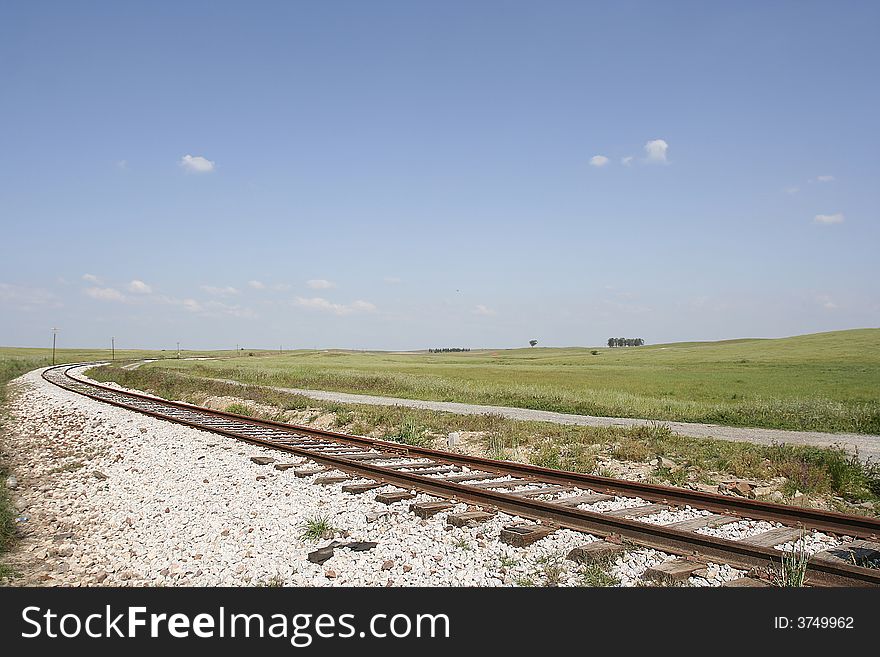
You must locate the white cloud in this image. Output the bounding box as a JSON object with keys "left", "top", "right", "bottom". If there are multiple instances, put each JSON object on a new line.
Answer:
{"left": 0, "top": 283, "right": 59, "bottom": 308}
{"left": 181, "top": 298, "right": 203, "bottom": 313}
{"left": 815, "top": 175, "right": 835, "bottom": 182}
{"left": 85, "top": 287, "right": 126, "bottom": 302}
{"left": 307, "top": 279, "right": 336, "bottom": 290}
{"left": 784, "top": 186, "right": 799, "bottom": 195}
{"left": 816, "top": 295, "right": 838, "bottom": 310}
{"left": 115, "top": 160, "right": 127, "bottom": 170}
{"left": 202, "top": 300, "right": 257, "bottom": 319}
{"left": 589, "top": 155, "right": 609, "bottom": 167}
{"left": 248, "top": 280, "right": 265, "bottom": 290}
{"left": 272, "top": 283, "right": 292, "bottom": 291}
{"left": 200, "top": 285, "right": 239, "bottom": 296}
{"left": 179, "top": 154, "right": 216, "bottom": 173}
{"left": 351, "top": 300, "right": 377, "bottom": 312}
{"left": 82, "top": 273, "right": 101, "bottom": 284}
{"left": 644, "top": 139, "right": 669, "bottom": 163}
{"left": 383, "top": 276, "right": 402, "bottom": 284}
{"left": 127, "top": 279, "right": 152, "bottom": 294}
{"left": 621, "top": 156, "right": 634, "bottom": 166}
{"left": 474, "top": 304, "right": 496, "bottom": 316}
{"left": 814, "top": 213, "right": 844, "bottom": 225}
{"left": 295, "top": 297, "right": 376, "bottom": 316}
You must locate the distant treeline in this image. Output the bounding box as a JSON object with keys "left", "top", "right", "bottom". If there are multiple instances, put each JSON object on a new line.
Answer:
{"left": 428, "top": 348, "right": 471, "bottom": 353}
{"left": 607, "top": 338, "right": 645, "bottom": 347}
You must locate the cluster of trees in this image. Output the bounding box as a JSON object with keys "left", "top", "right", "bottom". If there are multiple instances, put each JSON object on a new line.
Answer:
{"left": 607, "top": 337, "right": 645, "bottom": 347}
{"left": 428, "top": 348, "right": 471, "bottom": 353}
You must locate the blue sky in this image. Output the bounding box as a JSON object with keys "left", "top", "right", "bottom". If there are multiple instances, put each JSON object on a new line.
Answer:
{"left": 1, "top": 1, "right": 878, "bottom": 350}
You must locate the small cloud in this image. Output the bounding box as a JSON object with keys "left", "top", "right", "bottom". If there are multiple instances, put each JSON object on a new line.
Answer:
{"left": 473, "top": 304, "right": 496, "bottom": 316}
{"left": 621, "top": 156, "right": 634, "bottom": 166}
{"left": 814, "top": 213, "right": 844, "bottom": 225}
{"left": 85, "top": 287, "right": 126, "bottom": 302}
{"left": 307, "top": 279, "right": 336, "bottom": 290}
{"left": 0, "top": 283, "right": 60, "bottom": 308}
{"left": 248, "top": 280, "right": 265, "bottom": 290}
{"left": 115, "top": 160, "right": 127, "bottom": 170}
{"left": 816, "top": 295, "right": 838, "bottom": 310}
{"left": 815, "top": 175, "right": 835, "bottom": 183}
{"left": 589, "top": 155, "right": 609, "bottom": 167}
{"left": 784, "top": 186, "right": 799, "bottom": 195}
{"left": 203, "top": 300, "right": 257, "bottom": 319}
{"left": 644, "top": 139, "right": 669, "bottom": 163}
{"left": 127, "top": 279, "right": 152, "bottom": 294}
{"left": 272, "top": 283, "right": 291, "bottom": 291}
{"left": 383, "top": 276, "right": 402, "bottom": 284}
{"left": 179, "top": 154, "right": 216, "bottom": 174}
{"left": 82, "top": 273, "right": 101, "bottom": 284}
{"left": 200, "top": 285, "right": 239, "bottom": 296}
{"left": 181, "top": 298, "right": 203, "bottom": 313}
{"left": 295, "top": 297, "right": 376, "bottom": 316}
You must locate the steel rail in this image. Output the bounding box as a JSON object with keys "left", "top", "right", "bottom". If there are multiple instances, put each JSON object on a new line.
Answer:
{"left": 43, "top": 363, "right": 880, "bottom": 586}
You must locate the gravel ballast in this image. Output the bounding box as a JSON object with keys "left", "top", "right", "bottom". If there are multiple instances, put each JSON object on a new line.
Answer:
{"left": 1, "top": 367, "right": 746, "bottom": 587}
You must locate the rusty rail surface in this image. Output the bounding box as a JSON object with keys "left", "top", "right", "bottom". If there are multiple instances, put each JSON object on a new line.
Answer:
{"left": 43, "top": 363, "right": 880, "bottom": 587}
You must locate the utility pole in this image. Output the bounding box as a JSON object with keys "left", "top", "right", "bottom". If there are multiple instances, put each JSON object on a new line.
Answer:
{"left": 51, "top": 327, "right": 59, "bottom": 365}
{"left": 177, "top": 342, "right": 180, "bottom": 359}
{"left": 111, "top": 336, "right": 115, "bottom": 361}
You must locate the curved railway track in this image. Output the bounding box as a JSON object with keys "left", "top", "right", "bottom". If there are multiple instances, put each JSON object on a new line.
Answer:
{"left": 44, "top": 363, "right": 880, "bottom": 586}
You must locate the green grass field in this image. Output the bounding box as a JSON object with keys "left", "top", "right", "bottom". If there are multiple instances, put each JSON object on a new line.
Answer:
{"left": 138, "top": 329, "right": 880, "bottom": 434}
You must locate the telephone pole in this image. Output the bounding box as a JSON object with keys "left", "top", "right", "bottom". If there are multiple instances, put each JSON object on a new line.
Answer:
{"left": 111, "top": 336, "right": 115, "bottom": 361}
{"left": 51, "top": 328, "right": 59, "bottom": 365}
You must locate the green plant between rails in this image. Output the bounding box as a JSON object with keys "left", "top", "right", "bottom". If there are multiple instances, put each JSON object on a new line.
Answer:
{"left": 771, "top": 538, "right": 810, "bottom": 587}
{"left": 86, "top": 364, "right": 880, "bottom": 512}
{"left": 298, "top": 515, "right": 336, "bottom": 542}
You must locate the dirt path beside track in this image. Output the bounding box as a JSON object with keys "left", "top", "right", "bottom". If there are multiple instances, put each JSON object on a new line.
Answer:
{"left": 208, "top": 378, "right": 880, "bottom": 462}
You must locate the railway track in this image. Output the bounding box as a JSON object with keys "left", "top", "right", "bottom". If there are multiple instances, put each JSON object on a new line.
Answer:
{"left": 43, "top": 363, "right": 880, "bottom": 586}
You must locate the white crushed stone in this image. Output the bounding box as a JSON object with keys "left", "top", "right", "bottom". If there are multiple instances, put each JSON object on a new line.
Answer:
{"left": 695, "top": 519, "right": 780, "bottom": 540}
{"left": 579, "top": 496, "right": 646, "bottom": 513}
{"left": 638, "top": 506, "right": 710, "bottom": 526}
{"left": 688, "top": 563, "right": 744, "bottom": 587}
{"left": 774, "top": 532, "right": 845, "bottom": 555}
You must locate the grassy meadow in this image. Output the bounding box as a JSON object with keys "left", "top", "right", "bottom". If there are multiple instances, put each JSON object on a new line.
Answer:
{"left": 138, "top": 329, "right": 880, "bottom": 434}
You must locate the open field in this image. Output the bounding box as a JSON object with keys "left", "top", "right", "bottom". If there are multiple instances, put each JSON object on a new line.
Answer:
{"left": 138, "top": 329, "right": 880, "bottom": 434}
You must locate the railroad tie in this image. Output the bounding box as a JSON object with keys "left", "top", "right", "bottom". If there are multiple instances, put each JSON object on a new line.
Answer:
{"left": 410, "top": 501, "right": 455, "bottom": 518}
{"left": 342, "top": 481, "right": 383, "bottom": 494}
{"left": 643, "top": 558, "right": 703, "bottom": 584}
{"left": 738, "top": 526, "right": 806, "bottom": 548}
{"left": 500, "top": 522, "right": 555, "bottom": 548}
{"left": 314, "top": 475, "right": 350, "bottom": 486}
{"left": 566, "top": 540, "right": 626, "bottom": 564}
{"left": 376, "top": 490, "right": 417, "bottom": 505}
{"left": 447, "top": 511, "right": 495, "bottom": 528}
{"left": 811, "top": 540, "right": 880, "bottom": 567}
